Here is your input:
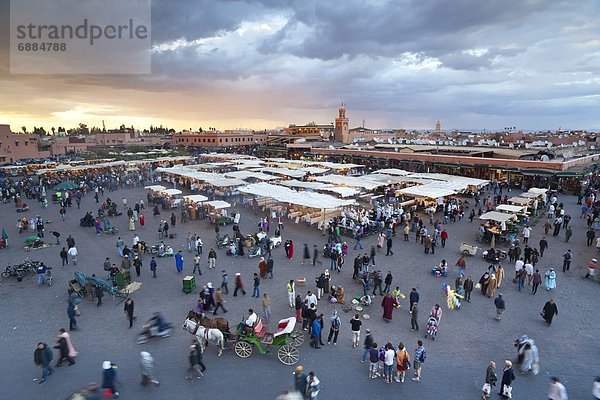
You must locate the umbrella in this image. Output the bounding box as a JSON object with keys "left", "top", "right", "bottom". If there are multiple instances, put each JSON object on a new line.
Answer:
{"left": 53, "top": 182, "right": 78, "bottom": 191}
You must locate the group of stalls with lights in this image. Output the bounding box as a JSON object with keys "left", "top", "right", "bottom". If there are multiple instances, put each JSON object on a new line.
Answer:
{"left": 34, "top": 156, "right": 194, "bottom": 184}
{"left": 477, "top": 188, "right": 548, "bottom": 245}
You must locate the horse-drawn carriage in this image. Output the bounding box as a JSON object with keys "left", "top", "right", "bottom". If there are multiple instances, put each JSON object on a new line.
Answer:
{"left": 182, "top": 311, "right": 303, "bottom": 365}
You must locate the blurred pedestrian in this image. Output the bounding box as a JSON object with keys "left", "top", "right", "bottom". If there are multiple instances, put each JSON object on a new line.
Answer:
{"left": 139, "top": 351, "right": 159, "bottom": 386}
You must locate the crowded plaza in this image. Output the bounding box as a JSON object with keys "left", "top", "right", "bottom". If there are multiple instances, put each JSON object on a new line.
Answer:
{"left": 0, "top": 154, "right": 599, "bottom": 400}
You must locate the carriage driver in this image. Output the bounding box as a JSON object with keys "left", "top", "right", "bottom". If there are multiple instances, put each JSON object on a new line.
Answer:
{"left": 239, "top": 309, "right": 258, "bottom": 331}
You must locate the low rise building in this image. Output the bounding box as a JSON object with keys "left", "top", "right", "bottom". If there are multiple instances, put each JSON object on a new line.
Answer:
{"left": 0, "top": 124, "right": 50, "bottom": 163}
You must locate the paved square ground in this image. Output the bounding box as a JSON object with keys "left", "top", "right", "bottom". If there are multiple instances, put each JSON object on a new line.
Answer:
{"left": 0, "top": 184, "right": 597, "bottom": 399}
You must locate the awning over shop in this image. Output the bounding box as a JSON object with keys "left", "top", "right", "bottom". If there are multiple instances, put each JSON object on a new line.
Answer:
{"left": 527, "top": 188, "right": 548, "bottom": 195}
{"left": 238, "top": 182, "right": 356, "bottom": 210}
{"left": 183, "top": 194, "right": 209, "bottom": 203}
{"left": 277, "top": 179, "right": 360, "bottom": 198}
{"left": 496, "top": 204, "right": 527, "bottom": 213}
{"left": 397, "top": 185, "right": 457, "bottom": 199}
{"left": 372, "top": 168, "right": 411, "bottom": 176}
{"left": 508, "top": 197, "right": 531, "bottom": 205}
{"left": 204, "top": 200, "right": 231, "bottom": 209}
{"left": 479, "top": 211, "right": 516, "bottom": 222}
{"left": 162, "top": 189, "right": 182, "bottom": 196}
{"left": 145, "top": 185, "right": 166, "bottom": 191}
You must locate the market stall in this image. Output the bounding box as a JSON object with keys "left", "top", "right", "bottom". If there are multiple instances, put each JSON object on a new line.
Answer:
{"left": 204, "top": 200, "right": 232, "bottom": 225}
{"left": 479, "top": 211, "right": 518, "bottom": 244}
{"left": 182, "top": 194, "right": 209, "bottom": 220}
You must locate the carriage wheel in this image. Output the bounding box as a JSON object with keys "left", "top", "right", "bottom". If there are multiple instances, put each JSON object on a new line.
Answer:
{"left": 277, "top": 345, "right": 299, "bottom": 365}
{"left": 462, "top": 250, "right": 470, "bottom": 256}
{"left": 290, "top": 329, "right": 304, "bottom": 346}
{"left": 234, "top": 341, "right": 253, "bottom": 358}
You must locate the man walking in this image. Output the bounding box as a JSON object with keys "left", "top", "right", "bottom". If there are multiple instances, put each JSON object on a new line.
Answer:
{"left": 412, "top": 340, "right": 426, "bottom": 382}
{"left": 386, "top": 237, "right": 393, "bottom": 256}
{"left": 410, "top": 303, "right": 419, "bottom": 331}
{"left": 312, "top": 244, "right": 321, "bottom": 265}
{"left": 522, "top": 225, "right": 531, "bottom": 244}
{"left": 327, "top": 310, "right": 341, "bottom": 345}
{"left": 213, "top": 288, "right": 227, "bottom": 315}
{"left": 361, "top": 328, "right": 373, "bottom": 361}
{"left": 350, "top": 314, "right": 362, "bottom": 348}
{"left": 539, "top": 237, "right": 548, "bottom": 257}
{"left": 150, "top": 257, "right": 157, "bottom": 278}
{"left": 409, "top": 288, "right": 419, "bottom": 313}
{"left": 252, "top": 273, "right": 260, "bottom": 298}
{"left": 562, "top": 250, "right": 572, "bottom": 273}
{"left": 233, "top": 273, "right": 246, "bottom": 296}
{"left": 34, "top": 342, "right": 54, "bottom": 384}
{"left": 383, "top": 271, "right": 393, "bottom": 293}
{"left": 218, "top": 270, "right": 228, "bottom": 294}
{"left": 193, "top": 255, "right": 202, "bottom": 275}
{"left": 124, "top": 298, "right": 135, "bottom": 328}
{"left": 494, "top": 293, "right": 505, "bottom": 321}
{"left": 208, "top": 248, "right": 217, "bottom": 270}
{"left": 548, "top": 377, "right": 568, "bottom": 400}
{"left": 175, "top": 251, "right": 184, "bottom": 274}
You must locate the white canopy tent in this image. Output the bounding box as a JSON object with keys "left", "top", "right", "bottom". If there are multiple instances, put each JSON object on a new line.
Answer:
{"left": 509, "top": 197, "right": 532, "bottom": 205}
{"left": 519, "top": 192, "right": 541, "bottom": 198}
{"left": 238, "top": 182, "right": 356, "bottom": 210}
{"left": 407, "top": 173, "right": 488, "bottom": 189}
{"left": 528, "top": 188, "right": 548, "bottom": 195}
{"left": 312, "top": 175, "right": 382, "bottom": 190}
{"left": 277, "top": 179, "right": 360, "bottom": 198}
{"left": 224, "top": 171, "right": 278, "bottom": 181}
{"left": 145, "top": 185, "right": 166, "bottom": 191}
{"left": 496, "top": 204, "right": 527, "bottom": 213}
{"left": 397, "top": 184, "right": 457, "bottom": 199}
{"left": 162, "top": 189, "right": 182, "bottom": 196}
{"left": 249, "top": 167, "right": 306, "bottom": 179}
{"left": 479, "top": 211, "right": 516, "bottom": 222}
{"left": 372, "top": 168, "right": 411, "bottom": 176}
{"left": 204, "top": 200, "right": 231, "bottom": 209}
{"left": 183, "top": 194, "right": 209, "bottom": 203}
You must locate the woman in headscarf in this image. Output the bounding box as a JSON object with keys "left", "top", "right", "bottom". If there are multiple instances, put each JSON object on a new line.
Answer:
{"left": 129, "top": 216, "right": 136, "bottom": 231}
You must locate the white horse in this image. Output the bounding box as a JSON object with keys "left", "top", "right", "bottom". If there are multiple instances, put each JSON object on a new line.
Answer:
{"left": 182, "top": 318, "right": 225, "bottom": 356}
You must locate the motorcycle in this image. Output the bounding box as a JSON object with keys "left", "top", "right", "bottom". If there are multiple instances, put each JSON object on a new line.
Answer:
{"left": 482, "top": 248, "right": 507, "bottom": 263}
{"left": 45, "top": 267, "right": 53, "bottom": 286}
{"left": 104, "top": 226, "right": 118, "bottom": 235}
{"left": 217, "top": 234, "right": 232, "bottom": 249}
{"left": 137, "top": 320, "right": 173, "bottom": 344}
{"left": 248, "top": 246, "right": 262, "bottom": 258}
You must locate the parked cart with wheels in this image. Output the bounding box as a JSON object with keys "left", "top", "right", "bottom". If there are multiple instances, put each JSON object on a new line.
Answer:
{"left": 459, "top": 242, "right": 478, "bottom": 256}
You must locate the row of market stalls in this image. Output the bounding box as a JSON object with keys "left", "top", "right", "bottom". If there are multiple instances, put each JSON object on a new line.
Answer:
{"left": 478, "top": 187, "right": 548, "bottom": 244}
{"left": 154, "top": 156, "right": 494, "bottom": 230}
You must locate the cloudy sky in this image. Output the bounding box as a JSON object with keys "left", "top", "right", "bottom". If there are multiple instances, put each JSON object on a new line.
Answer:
{"left": 1, "top": 0, "right": 599, "bottom": 132}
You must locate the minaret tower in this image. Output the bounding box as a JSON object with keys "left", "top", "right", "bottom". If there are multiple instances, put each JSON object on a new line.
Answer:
{"left": 334, "top": 102, "right": 350, "bottom": 143}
